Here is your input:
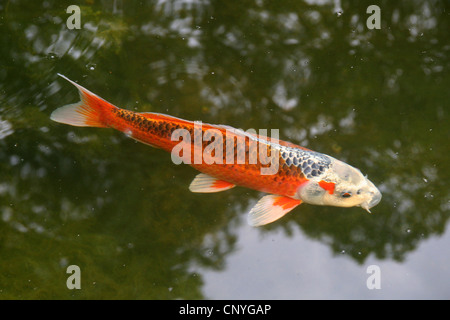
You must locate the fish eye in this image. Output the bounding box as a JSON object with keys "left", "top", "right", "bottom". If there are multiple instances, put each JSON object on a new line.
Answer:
{"left": 341, "top": 192, "right": 352, "bottom": 198}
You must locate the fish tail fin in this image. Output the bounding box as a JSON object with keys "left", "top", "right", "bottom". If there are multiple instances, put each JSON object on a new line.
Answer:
{"left": 50, "top": 74, "right": 116, "bottom": 127}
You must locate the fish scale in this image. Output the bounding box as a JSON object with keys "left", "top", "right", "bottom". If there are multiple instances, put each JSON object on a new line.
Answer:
{"left": 279, "top": 147, "right": 331, "bottom": 179}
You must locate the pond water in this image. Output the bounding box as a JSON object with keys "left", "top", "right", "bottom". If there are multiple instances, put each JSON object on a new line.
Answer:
{"left": 0, "top": 0, "right": 449, "bottom": 299}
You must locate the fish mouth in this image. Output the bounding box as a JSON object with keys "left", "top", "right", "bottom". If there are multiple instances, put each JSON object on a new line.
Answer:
{"left": 360, "top": 182, "right": 382, "bottom": 213}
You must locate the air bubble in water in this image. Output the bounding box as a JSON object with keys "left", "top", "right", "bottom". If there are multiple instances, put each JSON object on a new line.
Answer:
{"left": 47, "top": 52, "right": 58, "bottom": 60}
{"left": 86, "top": 63, "right": 97, "bottom": 71}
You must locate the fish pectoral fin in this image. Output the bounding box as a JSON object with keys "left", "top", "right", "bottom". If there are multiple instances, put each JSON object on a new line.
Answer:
{"left": 247, "top": 195, "right": 302, "bottom": 227}
{"left": 189, "top": 173, "right": 235, "bottom": 193}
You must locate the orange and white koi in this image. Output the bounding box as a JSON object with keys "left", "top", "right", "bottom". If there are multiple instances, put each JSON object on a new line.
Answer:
{"left": 51, "top": 74, "right": 382, "bottom": 226}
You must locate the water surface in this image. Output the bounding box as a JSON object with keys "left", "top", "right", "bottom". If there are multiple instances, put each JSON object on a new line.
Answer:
{"left": 0, "top": 0, "right": 449, "bottom": 299}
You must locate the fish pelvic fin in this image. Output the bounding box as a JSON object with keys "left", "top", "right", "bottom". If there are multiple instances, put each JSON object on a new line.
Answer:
{"left": 248, "top": 195, "right": 302, "bottom": 227}
{"left": 50, "top": 74, "right": 116, "bottom": 127}
{"left": 189, "top": 173, "right": 235, "bottom": 193}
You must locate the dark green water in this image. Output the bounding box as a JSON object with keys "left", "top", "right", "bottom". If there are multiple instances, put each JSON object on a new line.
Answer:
{"left": 0, "top": 0, "right": 449, "bottom": 299}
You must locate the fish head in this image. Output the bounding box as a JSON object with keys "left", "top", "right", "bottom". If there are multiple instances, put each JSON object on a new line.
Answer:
{"left": 297, "top": 158, "right": 382, "bottom": 212}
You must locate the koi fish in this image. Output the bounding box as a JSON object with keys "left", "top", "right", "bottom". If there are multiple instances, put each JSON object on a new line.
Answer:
{"left": 51, "top": 74, "right": 382, "bottom": 226}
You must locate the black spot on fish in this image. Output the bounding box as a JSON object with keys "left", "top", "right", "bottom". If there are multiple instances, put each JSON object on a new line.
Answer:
{"left": 285, "top": 158, "right": 292, "bottom": 166}
{"left": 293, "top": 157, "right": 298, "bottom": 166}
{"left": 304, "top": 167, "right": 311, "bottom": 174}
{"left": 311, "top": 169, "right": 318, "bottom": 177}
{"left": 165, "top": 123, "right": 171, "bottom": 131}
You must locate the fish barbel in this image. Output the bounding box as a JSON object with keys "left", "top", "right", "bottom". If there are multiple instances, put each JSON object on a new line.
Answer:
{"left": 51, "top": 74, "right": 381, "bottom": 226}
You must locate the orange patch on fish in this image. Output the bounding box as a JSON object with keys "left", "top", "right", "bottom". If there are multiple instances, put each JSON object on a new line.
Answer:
{"left": 273, "top": 196, "right": 302, "bottom": 210}
{"left": 319, "top": 180, "right": 335, "bottom": 194}
{"left": 212, "top": 180, "right": 235, "bottom": 190}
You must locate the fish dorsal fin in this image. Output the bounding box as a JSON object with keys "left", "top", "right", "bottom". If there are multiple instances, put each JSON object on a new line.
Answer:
{"left": 189, "top": 173, "right": 235, "bottom": 193}
{"left": 247, "top": 195, "right": 302, "bottom": 227}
